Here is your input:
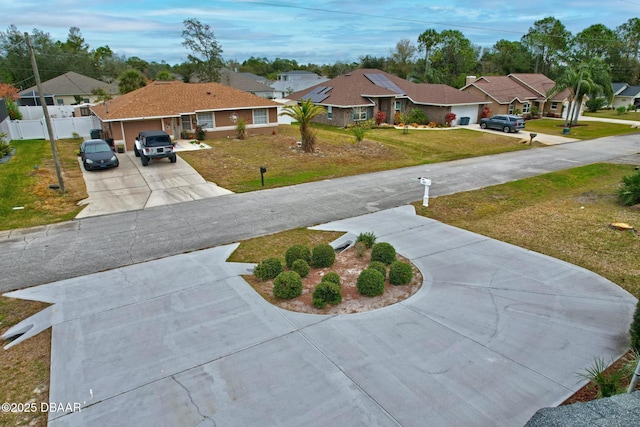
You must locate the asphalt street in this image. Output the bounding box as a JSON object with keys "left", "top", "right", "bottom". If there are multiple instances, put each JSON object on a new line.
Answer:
{"left": 1, "top": 134, "right": 639, "bottom": 292}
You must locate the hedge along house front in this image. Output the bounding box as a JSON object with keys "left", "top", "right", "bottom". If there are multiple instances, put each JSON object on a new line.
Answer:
{"left": 88, "top": 81, "right": 281, "bottom": 151}
{"left": 285, "top": 68, "right": 488, "bottom": 128}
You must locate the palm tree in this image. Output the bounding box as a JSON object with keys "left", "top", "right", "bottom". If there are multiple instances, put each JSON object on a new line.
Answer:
{"left": 547, "top": 66, "right": 595, "bottom": 126}
{"left": 280, "top": 99, "right": 326, "bottom": 153}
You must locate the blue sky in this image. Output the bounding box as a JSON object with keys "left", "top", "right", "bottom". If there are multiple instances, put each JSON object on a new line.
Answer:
{"left": 3, "top": 0, "right": 639, "bottom": 65}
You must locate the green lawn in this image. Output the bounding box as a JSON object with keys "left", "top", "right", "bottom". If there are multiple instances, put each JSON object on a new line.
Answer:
{"left": 0, "top": 139, "right": 87, "bottom": 231}
{"left": 180, "top": 124, "right": 530, "bottom": 192}
{"left": 524, "top": 118, "right": 640, "bottom": 139}
{"left": 414, "top": 163, "right": 640, "bottom": 298}
{"left": 584, "top": 110, "right": 640, "bottom": 121}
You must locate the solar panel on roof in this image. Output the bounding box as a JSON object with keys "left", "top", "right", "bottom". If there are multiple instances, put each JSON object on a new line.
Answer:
{"left": 301, "top": 86, "right": 332, "bottom": 103}
{"left": 364, "top": 73, "right": 404, "bottom": 94}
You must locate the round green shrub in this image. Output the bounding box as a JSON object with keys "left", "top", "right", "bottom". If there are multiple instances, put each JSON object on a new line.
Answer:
{"left": 291, "top": 259, "right": 310, "bottom": 278}
{"left": 356, "top": 231, "right": 377, "bottom": 248}
{"left": 253, "top": 257, "right": 283, "bottom": 280}
{"left": 322, "top": 272, "right": 341, "bottom": 286}
{"left": 311, "top": 243, "right": 335, "bottom": 268}
{"left": 285, "top": 244, "right": 311, "bottom": 268}
{"left": 356, "top": 268, "right": 385, "bottom": 297}
{"left": 389, "top": 261, "right": 413, "bottom": 286}
{"left": 368, "top": 261, "right": 387, "bottom": 280}
{"left": 312, "top": 281, "right": 342, "bottom": 309}
{"left": 273, "top": 271, "right": 303, "bottom": 299}
{"left": 370, "top": 242, "right": 396, "bottom": 265}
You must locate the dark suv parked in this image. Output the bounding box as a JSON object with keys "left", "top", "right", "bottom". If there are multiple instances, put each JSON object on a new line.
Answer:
{"left": 480, "top": 115, "right": 525, "bottom": 133}
{"left": 133, "top": 130, "right": 177, "bottom": 166}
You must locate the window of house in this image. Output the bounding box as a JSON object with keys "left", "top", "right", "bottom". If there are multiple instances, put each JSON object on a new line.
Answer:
{"left": 181, "top": 115, "right": 192, "bottom": 131}
{"left": 327, "top": 106, "right": 332, "bottom": 120}
{"left": 253, "top": 109, "right": 268, "bottom": 124}
{"left": 83, "top": 98, "right": 90, "bottom": 104}
{"left": 197, "top": 112, "right": 214, "bottom": 129}
{"left": 508, "top": 104, "right": 514, "bottom": 114}
{"left": 79, "top": 107, "right": 90, "bottom": 116}
{"left": 56, "top": 99, "right": 64, "bottom": 105}
{"left": 550, "top": 102, "right": 558, "bottom": 110}
{"left": 522, "top": 102, "right": 531, "bottom": 114}
{"left": 353, "top": 106, "right": 367, "bottom": 121}
{"left": 394, "top": 101, "right": 402, "bottom": 112}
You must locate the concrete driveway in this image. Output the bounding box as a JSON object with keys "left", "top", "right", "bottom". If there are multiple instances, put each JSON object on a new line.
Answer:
{"left": 3, "top": 206, "right": 635, "bottom": 426}
{"left": 76, "top": 150, "right": 231, "bottom": 218}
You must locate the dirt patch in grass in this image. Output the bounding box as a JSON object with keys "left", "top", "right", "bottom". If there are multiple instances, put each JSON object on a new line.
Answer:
{"left": 244, "top": 247, "right": 422, "bottom": 315}
{"left": 0, "top": 297, "right": 50, "bottom": 427}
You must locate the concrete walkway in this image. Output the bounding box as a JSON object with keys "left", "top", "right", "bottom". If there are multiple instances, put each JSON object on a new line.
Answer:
{"left": 3, "top": 206, "right": 635, "bottom": 426}
{"left": 75, "top": 149, "right": 231, "bottom": 219}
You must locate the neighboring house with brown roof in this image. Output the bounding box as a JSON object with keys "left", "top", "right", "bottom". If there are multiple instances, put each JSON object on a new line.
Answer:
{"left": 88, "top": 81, "right": 280, "bottom": 151}
{"left": 461, "top": 74, "right": 572, "bottom": 118}
{"left": 286, "top": 69, "right": 488, "bottom": 127}
{"left": 18, "top": 71, "right": 118, "bottom": 107}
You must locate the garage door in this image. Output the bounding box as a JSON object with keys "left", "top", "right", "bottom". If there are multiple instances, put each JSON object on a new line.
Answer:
{"left": 451, "top": 105, "right": 481, "bottom": 125}
{"left": 123, "top": 120, "right": 163, "bottom": 151}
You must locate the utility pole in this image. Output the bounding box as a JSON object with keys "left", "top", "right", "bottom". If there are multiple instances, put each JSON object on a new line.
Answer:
{"left": 25, "top": 32, "right": 65, "bottom": 193}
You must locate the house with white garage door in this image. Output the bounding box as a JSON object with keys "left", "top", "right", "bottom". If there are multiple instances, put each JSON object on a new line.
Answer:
{"left": 286, "top": 68, "right": 488, "bottom": 127}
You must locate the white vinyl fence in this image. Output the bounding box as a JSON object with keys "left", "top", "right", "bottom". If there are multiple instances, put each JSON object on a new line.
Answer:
{"left": 1, "top": 115, "right": 100, "bottom": 141}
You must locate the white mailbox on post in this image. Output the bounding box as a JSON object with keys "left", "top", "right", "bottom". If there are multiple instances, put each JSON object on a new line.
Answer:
{"left": 418, "top": 177, "right": 432, "bottom": 207}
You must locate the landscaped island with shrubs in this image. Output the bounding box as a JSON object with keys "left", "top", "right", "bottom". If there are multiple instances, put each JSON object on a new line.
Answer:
{"left": 246, "top": 232, "right": 423, "bottom": 314}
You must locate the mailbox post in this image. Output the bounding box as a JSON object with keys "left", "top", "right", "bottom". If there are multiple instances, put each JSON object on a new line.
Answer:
{"left": 418, "top": 177, "right": 432, "bottom": 207}
{"left": 260, "top": 166, "right": 267, "bottom": 187}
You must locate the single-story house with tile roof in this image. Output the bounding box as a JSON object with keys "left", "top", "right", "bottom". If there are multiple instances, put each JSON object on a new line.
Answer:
{"left": 610, "top": 83, "right": 640, "bottom": 109}
{"left": 88, "top": 81, "right": 281, "bottom": 151}
{"left": 286, "top": 68, "right": 488, "bottom": 127}
{"left": 18, "top": 71, "right": 118, "bottom": 107}
{"left": 461, "top": 74, "right": 572, "bottom": 118}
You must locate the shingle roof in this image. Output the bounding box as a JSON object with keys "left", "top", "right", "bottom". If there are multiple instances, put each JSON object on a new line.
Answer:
{"left": 219, "top": 69, "right": 275, "bottom": 94}
{"left": 19, "top": 71, "right": 118, "bottom": 96}
{"left": 90, "top": 81, "right": 280, "bottom": 121}
{"left": 463, "top": 74, "right": 570, "bottom": 103}
{"left": 618, "top": 85, "right": 640, "bottom": 97}
{"left": 287, "top": 69, "right": 485, "bottom": 107}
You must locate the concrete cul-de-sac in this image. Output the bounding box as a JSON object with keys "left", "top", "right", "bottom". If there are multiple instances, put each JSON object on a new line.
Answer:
{"left": 3, "top": 206, "right": 635, "bottom": 426}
